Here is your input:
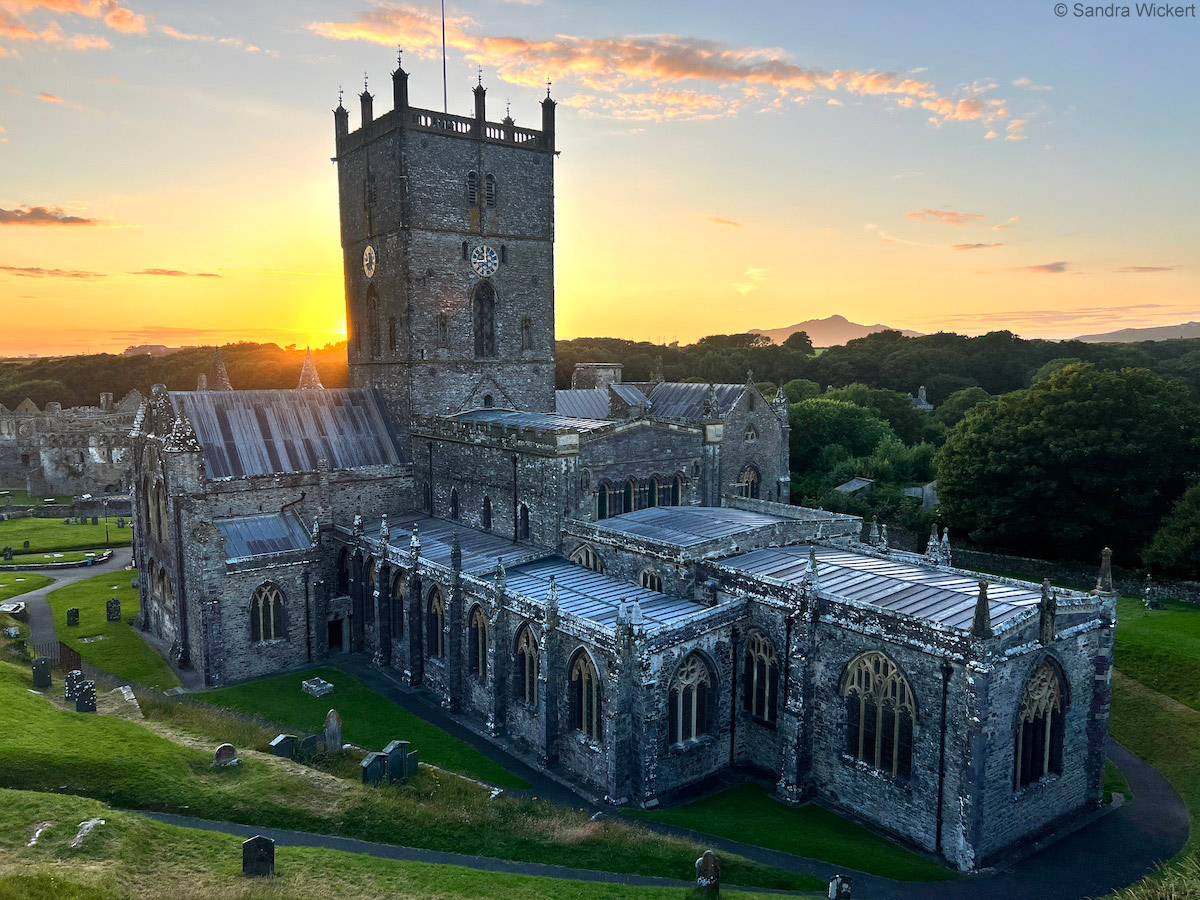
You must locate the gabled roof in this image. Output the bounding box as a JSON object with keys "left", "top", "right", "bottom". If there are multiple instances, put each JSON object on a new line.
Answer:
{"left": 448, "top": 409, "right": 612, "bottom": 433}
{"left": 383, "top": 513, "right": 544, "bottom": 575}
{"left": 646, "top": 382, "right": 744, "bottom": 419}
{"left": 216, "top": 512, "right": 313, "bottom": 561}
{"left": 171, "top": 388, "right": 405, "bottom": 479}
{"left": 555, "top": 388, "right": 609, "bottom": 419}
{"left": 589, "top": 506, "right": 785, "bottom": 547}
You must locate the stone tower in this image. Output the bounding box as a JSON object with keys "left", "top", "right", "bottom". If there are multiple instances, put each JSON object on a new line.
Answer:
{"left": 334, "top": 63, "right": 557, "bottom": 437}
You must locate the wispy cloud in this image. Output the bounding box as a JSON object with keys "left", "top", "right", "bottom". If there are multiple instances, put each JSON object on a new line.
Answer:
{"left": 1011, "top": 76, "right": 1051, "bottom": 91}
{"left": 907, "top": 208, "right": 986, "bottom": 226}
{"left": 1018, "top": 261, "right": 1070, "bottom": 274}
{"left": 0, "top": 0, "right": 146, "bottom": 33}
{"left": 1114, "top": 265, "right": 1175, "bottom": 274}
{"left": 993, "top": 215, "right": 1019, "bottom": 231}
{"left": 952, "top": 242, "right": 1002, "bottom": 250}
{"left": 128, "top": 268, "right": 220, "bottom": 277}
{"left": 1006, "top": 118, "right": 1027, "bottom": 141}
{"left": 706, "top": 216, "right": 742, "bottom": 227}
{"left": 0, "top": 205, "right": 99, "bottom": 225}
{"left": 732, "top": 266, "right": 767, "bottom": 295}
{"left": 0, "top": 11, "right": 109, "bottom": 48}
{"left": 0, "top": 264, "right": 105, "bottom": 278}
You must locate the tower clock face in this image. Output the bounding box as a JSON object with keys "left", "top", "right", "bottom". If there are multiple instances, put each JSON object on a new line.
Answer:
{"left": 362, "top": 244, "right": 377, "bottom": 279}
{"left": 470, "top": 244, "right": 499, "bottom": 278}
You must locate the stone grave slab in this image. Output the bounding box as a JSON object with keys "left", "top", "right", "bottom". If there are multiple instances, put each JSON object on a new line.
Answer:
{"left": 242, "top": 835, "right": 275, "bottom": 877}
{"left": 301, "top": 676, "right": 333, "bottom": 698}
{"left": 75, "top": 681, "right": 97, "bottom": 713}
{"left": 31, "top": 657, "right": 51, "bottom": 688}
{"left": 361, "top": 751, "right": 386, "bottom": 785}
{"left": 382, "top": 740, "right": 410, "bottom": 782}
{"left": 64, "top": 669, "right": 83, "bottom": 702}
{"left": 268, "top": 734, "right": 297, "bottom": 758}
{"left": 66, "top": 608, "right": 80, "bottom": 627}
{"left": 106, "top": 598, "right": 121, "bottom": 622}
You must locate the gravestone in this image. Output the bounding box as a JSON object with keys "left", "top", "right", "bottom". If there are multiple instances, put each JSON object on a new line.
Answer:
{"left": 64, "top": 669, "right": 83, "bottom": 702}
{"left": 695, "top": 850, "right": 721, "bottom": 897}
{"left": 31, "top": 657, "right": 51, "bottom": 689}
{"left": 301, "top": 676, "right": 334, "bottom": 698}
{"left": 66, "top": 608, "right": 79, "bottom": 627}
{"left": 91, "top": 516, "right": 99, "bottom": 525}
{"left": 361, "top": 751, "right": 387, "bottom": 785}
{"left": 117, "top": 517, "right": 126, "bottom": 529}
{"left": 268, "top": 734, "right": 297, "bottom": 758}
{"left": 405, "top": 749, "right": 420, "bottom": 779}
{"left": 212, "top": 743, "right": 239, "bottom": 768}
{"left": 22, "top": 540, "right": 30, "bottom": 549}
{"left": 324, "top": 709, "right": 342, "bottom": 754}
{"left": 106, "top": 598, "right": 121, "bottom": 622}
{"left": 242, "top": 835, "right": 275, "bottom": 878}
{"left": 2, "top": 547, "right": 11, "bottom": 561}
{"left": 828, "top": 874, "right": 852, "bottom": 899}
{"left": 383, "top": 740, "right": 410, "bottom": 782}
{"left": 297, "top": 734, "right": 319, "bottom": 758}
{"left": 75, "top": 681, "right": 97, "bottom": 713}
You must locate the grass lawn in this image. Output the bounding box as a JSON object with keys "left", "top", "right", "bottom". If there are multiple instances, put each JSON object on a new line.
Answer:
{"left": 0, "top": 517, "right": 131, "bottom": 554}
{"left": 630, "top": 782, "right": 955, "bottom": 882}
{"left": 1114, "top": 594, "right": 1200, "bottom": 710}
{"left": 0, "top": 657, "right": 820, "bottom": 892}
{"left": 46, "top": 571, "right": 179, "bottom": 690}
{"left": 203, "top": 665, "right": 527, "bottom": 790}
{"left": 0, "top": 571, "right": 53, "bottom": 602}
{"left": 0, "top": 488, "right": 67, "bottom": 505}
{"left": 0, "top": 789, "right": 794, "bottom": 900}
{"left": 1, "top": 549, "right": 108, "bottom": 567}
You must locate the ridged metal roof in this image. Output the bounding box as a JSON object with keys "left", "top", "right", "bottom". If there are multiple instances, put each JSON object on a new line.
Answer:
{"left": 590, "top": 506, "right": 785, "bottom": 547}
{"left": 506, "top": 557, "right": 707, "bottom": 629}
{"left": 555, "top": 389, "right": 609, "bottom": 419}
{"left": 449, "top": 409, "right": 612, "bottom": 432}
{"left": 610, "top": 383, "right": 650, "bottom": 407}
{"left": 384, "top": 513, "right": 544, "bottom": 575}
{"left": 720, "top": 545, "right": 1038, "bottom": 630}
{"left": 646, "top": 383, "right": 744, "bottom": 419}
{"left": 216, "top": 512, "right": 312, "bottom": 560}
{"left": 172, "top": 389, "right": 405, "bottom": 479}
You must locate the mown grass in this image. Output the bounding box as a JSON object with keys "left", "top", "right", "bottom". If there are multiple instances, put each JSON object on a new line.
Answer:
{"left": 0, "top": 658, "right": 820, "bottom": 892}
{"left": 202, "top": 665, "right": 527, "bottom": 790}
{"left": 0, "top": 789, "right": 794, "bottom": 900}
{"left": 630, "top": 782, "right": 956, "bottom": 882}
{"left": 0, "top": 488, "right": 67, "bottom": 506}
{"left": 1114, "top": 595, "right": 1200, "bottom": 710}
{"left": 1, "top": 549, "right": 107, "bottom": 567}
{"left": 0, "top": 517, "right": 131, "bottom": 554}
{"left": 0, "top": 571, "right": 53, "bottom": 602}
{"left": 46, "top": 571, "right": 178, "bottom": 690}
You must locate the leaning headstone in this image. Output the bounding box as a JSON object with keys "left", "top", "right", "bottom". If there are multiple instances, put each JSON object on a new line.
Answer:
{"left": 268, "top": 734, "right": 297, "bottom": 758}
{"left": 695, "top": 850, "right": 721, "bottom": 897}
{"left": 361, "top": 751, "right": 387, "bottom": 785}
{"left": 301, "top": 676, "right": 334, "bottom": 698}
{"left": 828, "top": 874, "right": 853, "bottom": 899}
{"left": 64, "top": 669, "right": 83, "bottom": 702}
{"left": 324, "top": 709, "right": 342, "bottom": 754}
{"left": 212, "top": 743, "right": 239, "bottom": 768}
{"left": 383, "top": 740, "right": 410, "bottom": 782}
{"left": 297, "top": 734, "right": 319, "bottom": 759}
{"left": 31, "top": 657, "right": 51, "bottom": 689}
{"left": 66, "top": 608, "right": 80, "bottom": 627}
{"left": 405, "top": 749, "right": 420, "bottom": 779}
{"left": 75, "top": 681, "right": 97, "bottom": 713}
{"left": 106, "top": 598, "right": 121, "bottom": 622}
{"left": 242, "top": 835, "right": 275, "bottom": 878}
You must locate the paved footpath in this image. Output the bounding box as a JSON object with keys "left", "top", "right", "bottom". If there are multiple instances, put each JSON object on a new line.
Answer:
{"left": 11, "top": 546, "right": 134, "bottom": 645}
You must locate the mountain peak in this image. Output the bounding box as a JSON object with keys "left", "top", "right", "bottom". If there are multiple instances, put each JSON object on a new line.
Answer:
{"left": 750, "top": 315, "right": 922, "bottom": 347}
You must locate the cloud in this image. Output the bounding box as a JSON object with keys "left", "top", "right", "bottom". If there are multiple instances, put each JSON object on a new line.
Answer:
{"left": 706, "top": 216, "right": 742, "bottom": 227}
{"left": 992, "top": 215, "right": 1019, "bottom": 231}
{"left": 934, "top": 303, "right": 1179, "bottom": 328}
{"left": 36, "top": 90, "right": 61, "bottom": 102}
{"left": 308, "top": 5, "right": 1021, "bottom": 135}
{"left": 1018, "top": 261, "right": 1070, "bottom": 274}
{"left": 951, "top": 242, "right": 1002, "bottom": 250}
{"left": 0, "top": 11, "right": 109, "bottom": 48}
{"left": 1114, "top": 265, "right": 1175, "bottom": 274}
{"left": 0, "top": 0, "right": 145, "bottom": 33}
{"left": 159, "top": 23, "right": 206, "bottom": 41}
{"left": 732, "top": 266, "right": 767, "bottom": 295}
{"left": 1012, "top": 76, "right": 1051, "bottom": 91}
{"left": 0, "top": 264, "right": 104, "bottom": 278}
{"left": 0, "top": 205, "right": 99, "bottom": 225}
{"left": 128, "top": 268, "right": 220, "bottom": 277}
{"left": 907, "top": 208, "right": 986, "bottom": 226}
{"left": 1005, "top": 118, "right": 1027, "bottom": 141}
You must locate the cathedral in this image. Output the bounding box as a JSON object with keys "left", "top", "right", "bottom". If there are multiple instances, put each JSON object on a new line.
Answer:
{"left": 129, "top": 62, "right": 1115, "bottom": 873}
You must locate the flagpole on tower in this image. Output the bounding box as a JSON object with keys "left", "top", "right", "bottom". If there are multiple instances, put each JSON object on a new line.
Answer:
{"left": 441, "top": 0, "right": 448, "bottom": 113}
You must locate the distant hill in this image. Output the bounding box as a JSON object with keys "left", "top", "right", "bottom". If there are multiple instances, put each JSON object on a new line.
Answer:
{"left": 1074, "top": 322, "right": 1200, "bottom": 343}
{"left": 750, "top": 315, "right": 923, "bottom": 347}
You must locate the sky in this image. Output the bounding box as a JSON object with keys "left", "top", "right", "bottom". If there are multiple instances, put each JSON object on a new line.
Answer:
{"left": 1, "top": 0, "right": 1197, "bottom": 356}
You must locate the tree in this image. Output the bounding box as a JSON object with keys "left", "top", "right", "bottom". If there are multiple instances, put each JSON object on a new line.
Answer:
{"left": 825, "top": 383, "right": 934, "bottom": 446}
{"left": 936, "top": 363, "right": 1200, "bottom": 560}
{"left": 782, "top": 330, "right": 815, "bottom": 354}
{"left": 789, "top": 399, "right": 895, "bottom": 470}
{"left": 933, "top": 387, "right": 991, "bottom": 429}
{"left": 782, "top": 378, "right": 821, "bottom": 403}
{"left": 1143, "top": 483, "right": 1200, "bottom": 578}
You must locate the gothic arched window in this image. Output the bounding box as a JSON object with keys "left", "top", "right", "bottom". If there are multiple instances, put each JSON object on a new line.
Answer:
{"left": 742, "top": 631, "right": 779, "bottom": 724}
{"left": 671, "top": 475, "right": 684, "bottom": 506}
{"left": 500, "top": 243, "right": 508, "bottom": 264}
{"left": 596, "top": 485, "right": 609, "bottom": 520}
{"left": 1015, "top": 660, "right": 1066, "bottom": 790}
{"left": 468, "top": 605, "right": 488, "bottom": 678}
{"left": 520, "top": 316, "right": 532, "bottom": 351}
{"left": 670, "top": 654, "right": 713, "bottom": 744}
{"left": 648, "top": 478, "right": 659, "bottom": 508}
{"left": 363, "top": 560, "right": 376, "bottom": 625}
{"left": 388, "top": 316, "right": 397, "bottom": 352}
{"left": 624, "top": 479, "right": 635, "bottom": 514}
{"left": 422, "top": 482, "right": 432, "bottom": 514}
{"left": 641, "top": 569, "right": 663, "bottom": 592}
{"left": 367, "top": 288, "right": 380, "bottom": 358}
{"left": 485, "top": 173, "right": 497, "bottom": 207}
{"left": 841, "top": 651, "right": 915, "bottom": 779}
{"left": 745, "top": 425, "right": 758, "bottom": 443}
{"left": 518, "top": 503, "right": 530, "bottom": 541}
{"left": 570, "top": 651, "right": 602, "bottom": 741}
{"left": 571, "top": 544, "right": 606, "bottom": 574}
{"left": 739, "top": 465, "right": 761, "bottom": 500}
{"left": 473, "top": 281, "right": 497, "bottom": 358}
{"left": 337, "top": 548, "right": 350, "bottom": 594}
{"left": 515, "top": 625, "right": 539, "bottom": 705}
{"left": 250, "top": 583, "right": 286, "bottom": 643}
{"left": 467, "top": 171, "right": 478, "bottom": 206}
{"left": 481, "top": 495, "right": 492, "bottom": 530}
{"left": 450, "top": 488, "right": 460, "bottom": 520}
{"left": 427, "top": 587, "right": 445, "bottom": 658}
{"left": 391, "top": 572, "right": 405, "bottom": 637}
{"left": 461, "top": 240, "right": 469, "bottom": 260}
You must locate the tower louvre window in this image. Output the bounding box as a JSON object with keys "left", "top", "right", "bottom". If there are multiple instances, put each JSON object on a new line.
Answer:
{"left": 467, "top": 171, "right": 478, "bottom": 206}
{"left": 473, "top": 282, "right": 497, "bottom": 358}
{"left": 485, "top": 174, "right": 497, "bottom": 207}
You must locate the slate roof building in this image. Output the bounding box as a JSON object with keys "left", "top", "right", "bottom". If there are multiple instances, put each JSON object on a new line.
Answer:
{"left": 129, "top": 68, "right": 1114, "bottom": 875}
